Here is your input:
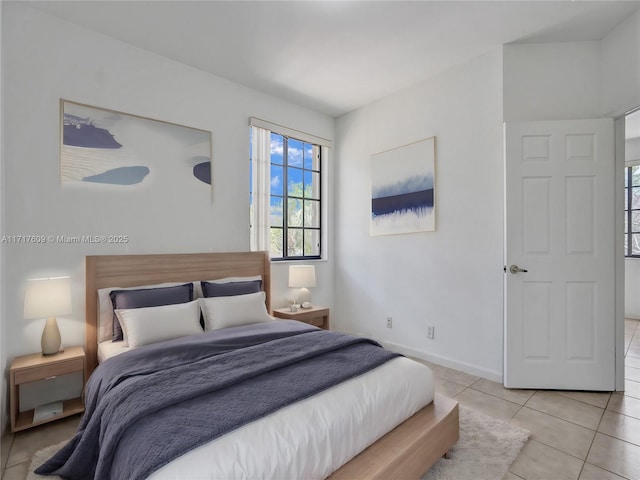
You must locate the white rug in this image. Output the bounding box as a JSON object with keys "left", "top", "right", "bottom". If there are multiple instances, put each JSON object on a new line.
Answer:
{"left": 28, "top": 406, "right": 529, "bottom": 480}
{"left": 423, "top": 406, "right": 530, "bottom": 480}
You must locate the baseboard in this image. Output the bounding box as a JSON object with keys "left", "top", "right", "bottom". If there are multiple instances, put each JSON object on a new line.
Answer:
{"left": 349, "top": 330, "right": 503, "bottom": 383}
{"left": 380, "top": 340, "right": 503, "bottom": 384}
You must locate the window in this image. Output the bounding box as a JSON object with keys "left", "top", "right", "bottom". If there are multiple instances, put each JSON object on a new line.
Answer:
{"left": 250, "top": 119, "right": 327, "bottom": 260}
{"left": 625, "top": 165, "right": 640, "bottom": 257}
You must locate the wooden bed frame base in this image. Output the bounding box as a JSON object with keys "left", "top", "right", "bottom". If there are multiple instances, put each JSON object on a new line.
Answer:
{"left": 329, "top": 394, "right": 459, "bottom": 480}
{"left": 84, "top": 252, "right": 459, "bottom": 479}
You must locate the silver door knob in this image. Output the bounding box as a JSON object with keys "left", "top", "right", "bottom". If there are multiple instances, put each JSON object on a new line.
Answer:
{"left": 509, "top": 265, "right": 528, "bottom": 274}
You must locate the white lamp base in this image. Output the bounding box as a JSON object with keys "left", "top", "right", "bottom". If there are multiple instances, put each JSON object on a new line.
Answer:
{"left": 297, "top": 287, "right": 311, "bottom": 306}
{"left": 41, "top": 317, "right": 61, "bottom": 355}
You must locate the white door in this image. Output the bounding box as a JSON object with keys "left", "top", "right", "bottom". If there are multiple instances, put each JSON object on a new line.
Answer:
{"left": 504, "top": 119, "right": 615, "bottom": 390}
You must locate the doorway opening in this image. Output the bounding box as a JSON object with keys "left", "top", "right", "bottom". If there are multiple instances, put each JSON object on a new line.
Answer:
{"left": 623, "top": 109, "right": 640, "bottom": 343}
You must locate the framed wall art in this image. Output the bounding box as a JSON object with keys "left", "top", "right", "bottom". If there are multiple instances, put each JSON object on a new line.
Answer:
{"left": 370, "top": 136, "right": 436, "bottom": 236}
{"left": 60, "top": 99, "right": 212, "bottom": 196}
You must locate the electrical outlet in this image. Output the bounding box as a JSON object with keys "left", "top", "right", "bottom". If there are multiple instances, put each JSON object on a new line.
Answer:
{"left": 386, "top": 317, "right": 393, "bottom": 328}
{"left": 427, "top": 325, "right": 435, "bottom": 339}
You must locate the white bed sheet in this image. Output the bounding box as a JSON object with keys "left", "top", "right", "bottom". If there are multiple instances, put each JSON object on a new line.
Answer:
{"left": 148, "top": 356, "right": 434, "bottom": 480}
{"left": 97, "top": 340, "right": 129, "bottom": 363}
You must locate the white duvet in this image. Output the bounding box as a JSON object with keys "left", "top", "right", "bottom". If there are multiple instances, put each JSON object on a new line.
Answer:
{"left": 146, "top": 356, "right": 434, "bottom": 480}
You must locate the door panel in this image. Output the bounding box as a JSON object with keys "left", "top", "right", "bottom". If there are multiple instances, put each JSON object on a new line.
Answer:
{"left": 522, "top": 177, "right": 551, "bottom": 254}
{"left": 504, "top": 119, "right": 615, "bottom": 390}
{"left": 522, "top": 281, "right": 551, "bottom": 360}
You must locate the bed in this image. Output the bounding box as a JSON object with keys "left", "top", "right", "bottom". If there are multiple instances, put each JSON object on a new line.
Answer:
{"left": 40, "top": 251, "right": 458, "bottom": 479}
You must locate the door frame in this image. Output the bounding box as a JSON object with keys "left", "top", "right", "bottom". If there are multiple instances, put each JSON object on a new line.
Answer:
{"left": 615, "top": 115, "right": 626, "bottom": 391}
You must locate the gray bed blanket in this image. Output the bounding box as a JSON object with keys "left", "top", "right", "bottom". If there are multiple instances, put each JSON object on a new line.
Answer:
{"left": 36, "top": 320, "right": 399, "bottom": 480}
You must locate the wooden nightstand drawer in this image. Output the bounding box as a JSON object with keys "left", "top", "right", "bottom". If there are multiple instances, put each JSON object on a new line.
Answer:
{"left": 272, "top": 306, "right": 330, "bottom": 330}
{"left": 14, "top": 358, "right": 84, "bottom": 385}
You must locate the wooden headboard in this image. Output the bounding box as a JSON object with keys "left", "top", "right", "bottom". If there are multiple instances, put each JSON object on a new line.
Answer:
{"left": 85, "top": 251, "right": 271, "bottom": 374}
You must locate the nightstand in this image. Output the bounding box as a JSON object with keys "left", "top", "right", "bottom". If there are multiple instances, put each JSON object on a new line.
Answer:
{"left": 273, "top": 305, "right": 330, "bottom": 330}
{"left": 10, "top": 346, "right": 85, "bottom": 432}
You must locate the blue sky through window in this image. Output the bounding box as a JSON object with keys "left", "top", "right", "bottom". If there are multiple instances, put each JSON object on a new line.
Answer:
{"left": 252, "top": 128, "right": 321, "bottom": 259}
{"left": 270, "top": 134, "right": 317, "bottom": 198}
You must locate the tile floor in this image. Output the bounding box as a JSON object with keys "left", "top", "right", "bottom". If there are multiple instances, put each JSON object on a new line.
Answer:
{"left": 419, "top": 317, "right": 640, "bottom": 480}
{"left": 1, "top": 318, "right": 639, "bottom": 480}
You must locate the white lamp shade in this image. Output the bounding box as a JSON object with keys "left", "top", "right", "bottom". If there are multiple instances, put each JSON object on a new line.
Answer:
{"left": 288, "top": 265, "right": 316, "bottom": 288}
{"left": 24, "top": 277, "right": 72, "bottom": 319}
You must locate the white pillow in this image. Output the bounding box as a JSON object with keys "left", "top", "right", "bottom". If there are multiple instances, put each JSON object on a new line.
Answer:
{"left": 97, "top": 281, "right": 195, "bottom": 343}
{"left": 194, "top": 275, "right": 262, "bottom": 299}
{"left": 115, "top": 300, "right": 202, "bottom": 349}
{"left": 199, "top": 291, "right": 273, "bottom": 331}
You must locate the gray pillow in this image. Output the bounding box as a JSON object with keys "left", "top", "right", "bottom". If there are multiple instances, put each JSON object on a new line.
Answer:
{"left": 110, "top": 283, "right": 194, "bottom": 342}
{"left": 201, "top": 280, "right": 262, "bottom": 298}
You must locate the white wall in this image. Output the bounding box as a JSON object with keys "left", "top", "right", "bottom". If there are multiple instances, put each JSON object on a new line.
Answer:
{"left": 624, "top": 112, "right": 640, "bottom": 320}
{"left": 503, "top": 41, "right": 600, "bottom": 122}
{"left": 335, "top": 50, "right": 504, "bottom": 380}
{"left": 1, "top": 3, "right": 334, "bottom": 428}
{"left": 626, "top": 261, "right": 640, "bottom": 319}
{"left": 600, "top": 9, "right": 640, "bottom": 117}
{"left": 0, "top": 0, "right": 6, "bottom": 432}
{"left": 601, "top": 9, "right": 640, "bottom": 320}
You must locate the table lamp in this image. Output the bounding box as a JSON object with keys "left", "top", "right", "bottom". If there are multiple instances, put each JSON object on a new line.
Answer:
{"left": 24, "top": 276, "right": 72, "bottom": 355}
{"left": 288, "top": 265, "right": 316, "bottom": 307}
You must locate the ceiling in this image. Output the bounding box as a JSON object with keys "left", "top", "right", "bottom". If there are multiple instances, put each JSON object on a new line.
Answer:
{"left": 25, "top": 0, "right": 640, "bottom": 117}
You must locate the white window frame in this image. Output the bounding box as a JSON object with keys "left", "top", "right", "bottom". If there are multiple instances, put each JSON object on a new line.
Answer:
{"left": 249, "top": 117, "right": 331, "bottom": 261}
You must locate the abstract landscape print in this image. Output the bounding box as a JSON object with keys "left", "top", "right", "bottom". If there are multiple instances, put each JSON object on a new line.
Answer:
{"left": 370, "top": 137, "right": 435, "bottom": 236}
{"left": 61, "top": 100, "right": 212, "bottom": 195}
